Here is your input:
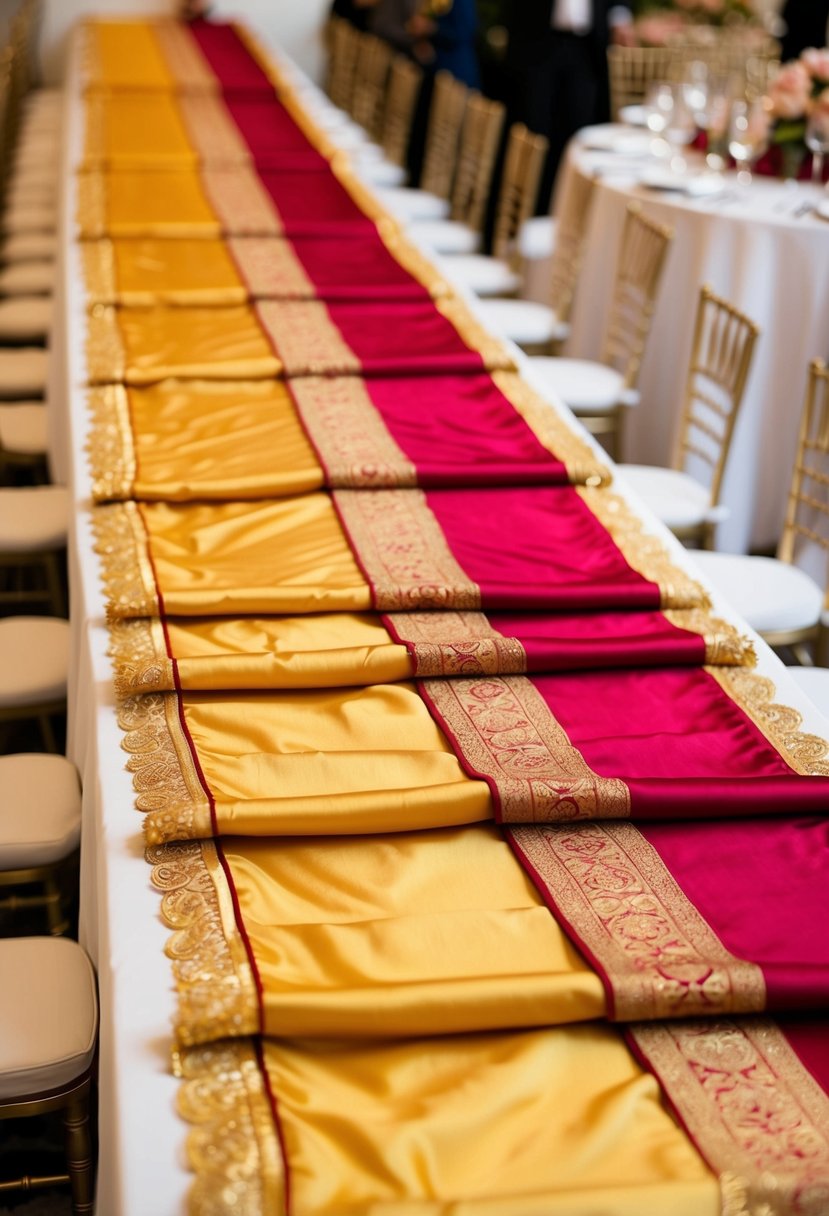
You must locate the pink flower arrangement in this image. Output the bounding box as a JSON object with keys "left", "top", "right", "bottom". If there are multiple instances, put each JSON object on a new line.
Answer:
{"left": 768, "top": 61, "right": 812, "bottom": 121}
{"left": 759, "top": 47, "right": 829, "bottom": 180}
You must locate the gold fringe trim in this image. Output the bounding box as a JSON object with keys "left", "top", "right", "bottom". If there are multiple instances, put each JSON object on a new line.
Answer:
{"left": 708, "top": 666, "right": 829, "bottom": 776}
{"left": 86, "top": 384, "right": 136, "bottom": 501}
{"left": 388, "top": 609, "right": 528, "bottom": 677}
{"left": 148, "top": 840, "right": 260, "bottom": 1047}
{"left": 153, "top": 19, "right": 218, "bottom": 93}
{"left": 81, "top": 241, "right": 117, "bottom": 307}
{"left": 109, "top": 617, "right": 175, "bottom": 696}
{"left": 630, "top": 1019, "right": 829, "bottom": 1215}
{"left": 76, "top": 172, "right": 107, "bottom": 241}
{"left": 85, "top": 305, "right": 126, "bottom": 384}
{"left": 379, "top": 225, "right": 455, "bottom": 300}
{"left": 176, "top": 1038, "right": 285, "bottom": 1216}
{"left": 80, "top": 94, "right": 108, "bottom": 169}
{"left": 663, "top": 609, "right": 756, "bottom": 669}
{"left": 491, "top": 370, "right": 611, "bottom": 488}
{"left": 578, "top": 486, "right": 710, "bottom": 611}
{"left": 91, "top": 502, "right": 159, "bottom": 619}
{"left": 434, "top": 293, "right": 517, "bottom": 373}
{"left": 178, "top": 93, "right": 250, "bottom": 164}
{"left": 511, "top": 823, "right": 765, "bottom": 1020}
{"left": 255, "top": 300, "right": 360, "bottom": 377}
{"left": 201, "top": 165, "right": 283, "bottom": 238}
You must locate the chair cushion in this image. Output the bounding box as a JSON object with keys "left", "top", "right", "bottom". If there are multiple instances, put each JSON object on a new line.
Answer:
{"left": 0, "top": 486, "right": 68, "bottom": 550}
{"left": 0, "top": 297, "right": 53, "bottom": 341}
{"left": 0, "top": 348, "right": 48, "bottom": 397}
{"left": 437, "top": 254, "right": 521, "bottom": 298}
{"left": 375, "top": 186, "right": 451, "bottom": 222}
{"left": 0, "top": 937, "right": 97, "bottom": 1099}
{"left": 0, "top": 261, "right": 55, "bottom": 296}
{"left": 1, "top": 205, "right": 57, "bottom": 236}
{"left": 476, "top": 299, "right": 566, "bottom": 346}
{"left": 0, "top": 616, "right": 70, "bottom": 707}
{"left": 0, "top": 402, "right": 48, "bottom": 455}
{"left": 693, "top": 552, "right": 824, "bottom": 636}
{"left": 0, "top": 233, "right": 57, "bottom": 264}
{"left": 620, "top": 465, "right": 729, "bottom": 530}
{"left": 6, "top": 168, "right": 57, "bottom": 195}
{"left": 518, "top": 215, "right": 556, "bottom": 261}
{"left": 407, "top": 218, "right": 480, "bottom": 255}
{"left": 0, "top": 754, "right": 80, "bottom": 868}
{"left": 358, "top": 158, "right": 407, "bottom": 188}
{"left": 786, "top": 667, "right": 829, "bottom": 723}
{"left": 526, "top": 357, "right": 639, "bottom": 412}
{"left": 6, "top": 181, "right": 55, "bottom": 208}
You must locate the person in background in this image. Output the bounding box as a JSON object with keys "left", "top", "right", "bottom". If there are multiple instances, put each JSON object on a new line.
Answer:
{"left": 330, "top": 0, "right": 380, "bottom": 34}
{"left": 368, "top": 0, "right": 420, "bottom": 53}
{"left": 407, "top": 0, "right": 480, "bottom": 88}
{"left": 779, "top": 0, "right": 829, "bottom": 62}
{"left": 504, "top": 0, "right": 635, "bottom": 212}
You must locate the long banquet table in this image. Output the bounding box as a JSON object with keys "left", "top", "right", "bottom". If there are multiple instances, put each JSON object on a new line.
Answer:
{"left": 54, "top": 21, "right": 829, "bottom": 1215}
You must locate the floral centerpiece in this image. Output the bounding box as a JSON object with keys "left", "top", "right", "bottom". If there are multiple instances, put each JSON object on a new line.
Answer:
{"left": 757, "top": 48, "right": 829, "bottom": 180}
{"left": 633, "top": 0, "right": 758, "bottom": 45}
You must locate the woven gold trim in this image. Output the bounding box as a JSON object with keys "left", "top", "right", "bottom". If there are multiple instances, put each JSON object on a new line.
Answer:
{"left": 85, "top": 305, "right": 125, "bottom": 384}
{"left": 663, "top": 609, "right": 756, "bottom": 668}
{"left": 91, "top": 502, "right": 159, "bottom": 619}
{"left": 148, "top": 840, "right": 260, "bottom": 1047}
{"left": 81, "top": 94, "right": 107, "bottom": 168}
{"left": 109, "top": 617, "right": 175, "bottom": 696}
{"left": 388, "top": 610, "right": 528, "bottom": 677}
{"left": 379, "top": 226, "right": 454, "bottom": 300}
{"left": 289, "top": 375, "right": 416, "bottom": 487}
{"left": 231, "top": 22, "right": 288, "bottom": 93}
{"left": 434, "top": 293, "right": 517, "bottom": 372}
{"left": 228, "top": 236, "right": 315, "bottom": 300}
{"left": 86, "top": 384, "right": 136, "bottom": 501}
{"left": 491, "top": 370, "right": 611, "bottom": 488}
{"left": 118, "top": 691, "right": 212, "bottom": 843}
{"left": 153, "top": 20, "right": 218, "bottom": 92}
{"left": 201, "top": 165, "right": 283, "bottom": 237}
{"left": 707, "top": 667, "right": 829, "bottom": 776}
{"left": 334, "top": 488, "right": 481, "bottom": 610}
{"left": 511, "top": 823, "right": 766, "bottom": 1020}
{"left": 578, "top": 487, "right": 710, "bottom": 611}
{"left": 630, "top": 1019, "right": 829, "bottom": 1214}
{"left": 177, "top": 1039, "right": 285, "bottom": 1216}
{"left": 76, "top": 172, "right": 107, "bottom": 241}
{"left": 273, "top": 86, "right": 340, "bottom": 162}
{"left": 256, "top": 301, "right": 360, "bottom": 377}
{"left": 81, "top": 241, "right": 117, "bottom": 306}
{"left": 426, "top": 675, "right": 630, "bottom": 822}
{"left": 79, "top": 23, "right": 101, "bottom": 95}
{"left": 178, "top": 93, "right": 250, "bottom": 163}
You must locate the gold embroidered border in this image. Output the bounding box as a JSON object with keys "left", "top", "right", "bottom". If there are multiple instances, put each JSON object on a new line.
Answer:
{"left": 109, "top": 617, "right": 175, "bottom": 696}
{"left": 510, "top": 823, "right": 766, "bottom": 1021}
{"left": 176, "top": 1039, "right": 285, "bottom": 1216}
{"left": 76, "top": 172, "right": 107, "bottom": 241}
{"left": 81, "top": 94, "right": 107, "bottom": 168}
{"left": 435, "top": 293, "right": 517, "bottom": 373}
{"left": 86, "top": 384, "right": 136, "bottom": 501}
{"left": 85, "top": 305, "right": 126, "bottom": 384}
{"left": 491, "top": 370, "right": 611, "bottom": 488}
{"left": 425, "top": 675, "right": 630, "bottom": 821}
{"left": 200, "top": 165, "right": 283, "bottom": 237}
{"left": 256, "top": 301, "right": 361, "bottom": 377}
{"left": 227, "top": 236, "right": 316, "bottom": 300}
{"left": 663, "top": 609, "right": 756, "bottom": 668}
{"left": 148, "top": 840, "right": 260, "bottom": 1046}
{"left": 379, "top": 225, "right": 455, "bottom": 300}
{"left": 178, "top": 93, "right": 250, "bottom": 164}
{"left": 578, "top": 486, "right": 710, "bottom": 611}
{"left": 232, "top": 22, "right": 290, "bottom": 93}
{"left": 289, "top": 375, "right": 416, "bottom": 487}
{"left": 153, "top": 20, "right": 219, "bottom": 92}
{"left": 388, "top": 610, "right": 528, "bottom": 677}
{"left": 707, "top": 667, "right": 829, "bottom": 776}
{"left": 118, "top": 691, "right": 212, "bottom": 842}
{"left": 80, "top": 241, "right": 117, "bottom": 306}
{"left": 91, "top": 502, "right": 159, "bottom": 619}
{"left": 629, "top": 1019, "right": 829, "bottom": 1215}
{"left": 333, "top": 488, "right": 481, "bottom": 611}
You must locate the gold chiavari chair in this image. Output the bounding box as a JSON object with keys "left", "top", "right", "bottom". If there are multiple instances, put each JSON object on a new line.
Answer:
{"left": 351, "top": 34, "right": 394, "bottom": 142}
{"left": 696, "top": 359, "right": 829, "bottom": 666}
{"left": 621, "top": 285, "right": 759, "bottom": 550}
{"left": 379, "top": 54, "right": 423, "bottom": 172}
{"left": 524, "top": 202, "right": 672, "bottom": 451}
{"left": 325, "top": 16, "right": 362, "bottom": 114}
{"left": 607, "top": 44, "right": 681, "bottom": 119}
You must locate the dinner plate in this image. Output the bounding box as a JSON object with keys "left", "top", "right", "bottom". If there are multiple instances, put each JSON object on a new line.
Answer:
{"left": 619, "top": 104, "right": 649, "bottom": 127}
{"left": 639, "top": 167, "right": 725, "bottom": 197}
{"left": 816, "top": 199, "right": 829, "bottom": 222}
{"left": 580, "top": 129, "right": 652, "bottom": 157}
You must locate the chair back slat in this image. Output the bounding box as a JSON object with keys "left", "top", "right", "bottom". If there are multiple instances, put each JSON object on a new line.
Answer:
{"left": 448, "top": 92, "right": 505, "bottom": 232}
{"left": 492, "top": 123, "right": 548, "bottom": 265}
{"left": 419, "top": 71, "right": 468, "bottom": 200}
{"left": 547, "top": 169, "right": 597, "bottom": 328}
{"left": 778, "top": 361, "right": 829, "bottom": 589}
{"left": 380, "top": 55, "right": 422, "bottom": 169}
{"left": 352, "top": 34, "right": 394, "bottom": 140}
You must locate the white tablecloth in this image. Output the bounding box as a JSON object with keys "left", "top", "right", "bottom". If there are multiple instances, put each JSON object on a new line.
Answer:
{"left": 54, "top": 40, "right": 829, "bottom": 1215}
{"left": 557, "top": 130, "right": 829, "bottom": 554}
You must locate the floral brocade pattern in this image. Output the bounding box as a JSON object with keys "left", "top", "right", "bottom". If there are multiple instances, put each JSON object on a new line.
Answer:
{"left": 109, "top": 617, "right": 173, "bottom": 697}
{"left": 178, "top": 94, "right": 251, "bottom": 163}
{"left": 201, "top": 165, "right": 283, "bottom": 237}
{"left": 389, "top": 610, "right": 528, "bottom": 677}
{"left": 86, "top": 384, "right": 136, "bottom": 501}
{"left": 152, "top": 20, "right": 219, "bottom": 91}
{"left": 91, "top": 501, "right": 159, "bottom": 619}
{"left": 663, "top": 609, "right": 756, "bottom": 668}
{"left": 228, "top": 236, "right": 316, "bottom": 300}
{"left": 709, "top": 667, "right": 829, "bottom": 776}
{"left": 255, "top": 300, "right": 362, "bottom": 376}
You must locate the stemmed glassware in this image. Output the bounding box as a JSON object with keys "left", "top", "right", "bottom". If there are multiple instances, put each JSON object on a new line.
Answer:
{"left": 728, "top": 96, "right": 769, "bottom": 185}
{"left": 805, "top": 107, "right": 829, "bottom": 190}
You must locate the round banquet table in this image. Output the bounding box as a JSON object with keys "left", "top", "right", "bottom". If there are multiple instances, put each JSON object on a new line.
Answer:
{"left": 557, "top": 128, "right": 829, "bottom": 554}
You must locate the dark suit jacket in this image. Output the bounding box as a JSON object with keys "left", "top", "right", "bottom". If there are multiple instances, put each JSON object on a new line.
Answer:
{"left": 505, "top": 0, "right": 632, "bottom": 68}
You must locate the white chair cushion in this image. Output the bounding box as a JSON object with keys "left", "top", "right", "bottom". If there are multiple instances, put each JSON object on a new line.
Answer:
{"left": 1, "top": 233, "right": 57, "bottom": 264}
{"left": 6, "top": 168, "right": 57, "bottom": 194}
{"left": 0, "top": 261, "right": 55, "bottom": 295}
{"left": 437, "top": 254, "right": 521, "bottom": 298}
{"left": 476, "top": 299, "right": 566, "bottom": 346}
{"left": 13, "top": 140, "right": 59, "bottom": 167}
{"left": 0, "top": 616, "right": 70, "bottom": 707}
{"left": 785, "top": 667, "right": 829, "bottom": 723}
{"left": 0, "top": 402, "right": 48, "bottom": 455}
{"left": 407, "top": 218, "right": 480, "bottom": 255}
{"left": 526, "top": 357, "right": 639, "bottom": 412}
{"left": 375, "top": 186, "right": 451, "bottom": 222}
{"left": 0, "top": 754, "right": 80, "bottom": 868}
{"left": 693, "top": 552, "right": 824, "bottom": 636}
{"left": 518, "top": 215, "right": 556, "bottom": 261}
{"left": 0, "top": 348, "right": 48, "bottom": 397}
{"left": 0, "top": 937, "right": 97, "bottom": 1099}
{"left": 620, "top": 465, "right": 729, "bottom": 530}
{"left": 6, "top": 181, "right": 55, "bottom": 208}
{"left": 0, "top": 297, "right": 53, "bottom": 341}
{"left": 0, "top": 486, "right": 68, "bottom": 550}
{"left": 1, "top": 205, "right": 57, "bottom": 236}
{"left": 358, "top": 159, "right": 407, "bottom": 188}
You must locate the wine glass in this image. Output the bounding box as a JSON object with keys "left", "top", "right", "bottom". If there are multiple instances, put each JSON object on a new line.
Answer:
{"left": 728, "top": 97, "right": 769, "bottom": 185}
{"left": 644, "top": 82, "right": 674, "bottom": 154}
{"left": 664, "top": 84, "right": 698, "bottom": 172}
{"left": 805, "top": 107, "right": 829, "bottom": 189}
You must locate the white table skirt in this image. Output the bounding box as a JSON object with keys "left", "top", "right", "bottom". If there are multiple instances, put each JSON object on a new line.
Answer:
{"left": 55, "top": 37, "right": 829, "bottom": 1215}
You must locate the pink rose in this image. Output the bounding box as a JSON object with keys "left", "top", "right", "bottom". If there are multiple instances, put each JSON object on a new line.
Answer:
{"left": 636, "top": 13, "right": 686, "bottom": 46}
{"left": 699, "top": 0, "right": 725, "bottom": 13}
{"left": 802, "top": 47, "right": 829, "bottom": 83}
{"left": 769, "top": 61, "right": 812, "bottom": 120}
